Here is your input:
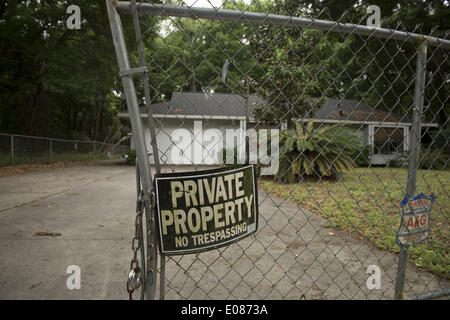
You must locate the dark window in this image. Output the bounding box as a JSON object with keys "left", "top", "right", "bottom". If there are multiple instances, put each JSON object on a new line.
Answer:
{"left": 374, "top": 127, "right": 404, "bottom": 154}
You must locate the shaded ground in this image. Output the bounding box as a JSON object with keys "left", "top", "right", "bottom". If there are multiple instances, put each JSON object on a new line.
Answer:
{"left": 0, "top": 161, "right": 102, "bottom": 178}
{"left": 0, "top": 161, "right": 447, "bottom": 299}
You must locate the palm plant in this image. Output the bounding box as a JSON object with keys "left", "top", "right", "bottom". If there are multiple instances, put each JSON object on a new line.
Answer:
{"left": 276, "top": 120, "right": 362, "bottom": 183}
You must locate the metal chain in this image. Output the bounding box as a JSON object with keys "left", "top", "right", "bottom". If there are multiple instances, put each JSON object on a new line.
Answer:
{"left": 143, "top": 191, "right": 157, "bottom": 300}
{"left": 126, "top": 191, "right": 145, "bottom": 300}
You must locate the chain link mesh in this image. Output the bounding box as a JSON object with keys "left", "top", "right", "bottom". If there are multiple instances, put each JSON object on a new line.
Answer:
{"left": 0, "top": 134, "right": 129, "bottom": 166}
{"left": 117, "top": 0, "right": 449, "bottom": 300}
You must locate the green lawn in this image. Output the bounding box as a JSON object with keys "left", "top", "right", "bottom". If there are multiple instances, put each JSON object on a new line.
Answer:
{"left": 261, "top": 167, "right": 449, "bottom": 278}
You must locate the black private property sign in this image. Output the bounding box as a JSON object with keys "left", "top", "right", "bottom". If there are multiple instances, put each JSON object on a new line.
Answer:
{"left": 154, "top": 165, "right": 258, "bottom": 255}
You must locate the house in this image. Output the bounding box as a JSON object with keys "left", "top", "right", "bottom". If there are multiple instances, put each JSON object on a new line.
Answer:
{"left": 118, "top": 91, "right": 265, "bottom": 165}
{"left": 118, "top": 92, "right": 438, "bottom": 166}
{"left": 303, "top": 98, "right": 438, "bottom": 165}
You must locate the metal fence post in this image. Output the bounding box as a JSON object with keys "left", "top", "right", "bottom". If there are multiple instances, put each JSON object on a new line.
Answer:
{"left": 106, "top": 0, "right": 157, "bottom": 300}
{"left": 49, "top": 138, "right": 53, "bottom": 163}
{"left": 393, "top": 41, "right": 428, "bottom": 300}
{"left": 129, "top": 0, "right": 162, "bottom": 300}
{"left": 10, "top": 135, "right": 14, "bottom": 165}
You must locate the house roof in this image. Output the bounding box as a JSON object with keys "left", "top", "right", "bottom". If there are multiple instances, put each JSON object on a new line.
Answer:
{"left": 119, "top": 92, "right": 436, "bottom": 126}
{"left": 140, "top": 91, "right": 266, "bottom": 118}
{"left": 313, "top": 98, "right": 412, "bottom": 123}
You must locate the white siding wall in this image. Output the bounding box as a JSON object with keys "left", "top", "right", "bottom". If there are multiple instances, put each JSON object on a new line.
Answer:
{"left": 131, "top": 119, "right": 412, "bottom": 166}
{"left": 133, "top": 118, "right": 246, "bottom": 165}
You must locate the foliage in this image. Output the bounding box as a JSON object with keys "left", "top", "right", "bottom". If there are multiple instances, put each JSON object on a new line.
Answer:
{"left": 249, "top": 0, "right": 365, "bottom": 126}
{"left": 276, "top": 120, "right": 362, "bottom": 182}
{"left": 251, "top": 0, "right": 449, "bottom": 127}
{"left": 221, "top": 147, "right": 238, "bottom": 165}
{"left": 251, "top": 26, "right": 344, "bottom": 126}
{"left": 427, "top": 126, "right": 450, "bottom": 155}
{"left": 419, "top": 149, "right": 448, "bottom": 170}
{"left": 149, "top": 0, "right": 264, "bottom": 102}
{"left": 387, "top": 154, "right": 407, "bottom": 169}
{"left": 2, "top": 0, "right": 448, "bottom": 151}
{"left": 389, "top": 148, "right": 448, "bottom": 170}
{"left": 0, "top": 0, "right": 159, "bottom": 141}
{"left": 350, "top": 144, "right": 373, "bottom": 167}
{"left": 262, "top": 167, "right": 450, "bottom": 278}
{"left": 126, "top": 149, "right": 137, "bottom": 166}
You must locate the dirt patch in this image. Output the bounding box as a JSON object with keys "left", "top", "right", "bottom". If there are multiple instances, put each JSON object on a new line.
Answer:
{"left": 287, "top": 240, "right": 306, "bottom": 249}
{"left": 0, "top": 161, "right": 105, "bottom": 177}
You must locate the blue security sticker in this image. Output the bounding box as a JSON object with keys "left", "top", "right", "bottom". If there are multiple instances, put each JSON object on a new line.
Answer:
{"left": 396, "top": 193, "right": 435, "bottom": 246}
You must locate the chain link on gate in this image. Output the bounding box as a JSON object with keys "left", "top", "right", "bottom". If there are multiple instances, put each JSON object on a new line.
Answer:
{"left": 127, "top": 187, "right": 145, "bottom": 300}
{"left": 108, "top": 0, "right": 450, "bottom": 300}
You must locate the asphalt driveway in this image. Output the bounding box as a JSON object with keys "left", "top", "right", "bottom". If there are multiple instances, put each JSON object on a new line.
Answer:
{"left": 0, "top": 161, "right": 447, "bottom": 299}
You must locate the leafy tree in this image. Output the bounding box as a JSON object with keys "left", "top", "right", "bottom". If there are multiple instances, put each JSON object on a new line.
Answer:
{"left": 250, "top": 0, "right": 449, "bottom": 128}
{"left": 1, "top": 0, "right": 447, "bottom": 143}
{"left": 147, "top": 0, "right": 265, "bottom": 102}
{"left": 249, "top": 1, "right": 357, "bottom": 127}
{"left": 0, "top": 0, "right": 159, "bottom": 143}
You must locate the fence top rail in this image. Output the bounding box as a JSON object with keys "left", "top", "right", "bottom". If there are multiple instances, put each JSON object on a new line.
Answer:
{"left": 115, "top": 1, "right": 450, "bottom": 50}
{"left": 0, "top": 133, "right": 124, "bottom": 147}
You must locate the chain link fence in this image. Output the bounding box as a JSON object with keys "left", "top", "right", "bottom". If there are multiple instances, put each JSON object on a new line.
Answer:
{"left": 0, "top": 133, "right": 130, "bottom": 167}
{"left": 108, "top": 0, "right": 449, "bottom": 300}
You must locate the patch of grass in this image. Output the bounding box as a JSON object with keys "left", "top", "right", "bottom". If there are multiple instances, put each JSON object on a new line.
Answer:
{"left": 0, "top": 152, "right": 112, "bottom": 167}
{"left": 260, "top": 167, "right": 449, "bottom": 278}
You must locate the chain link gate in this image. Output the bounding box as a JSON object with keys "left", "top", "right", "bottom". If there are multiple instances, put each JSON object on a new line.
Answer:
{"left": 107, "top": 0, "right": 449, "bottom": 300}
